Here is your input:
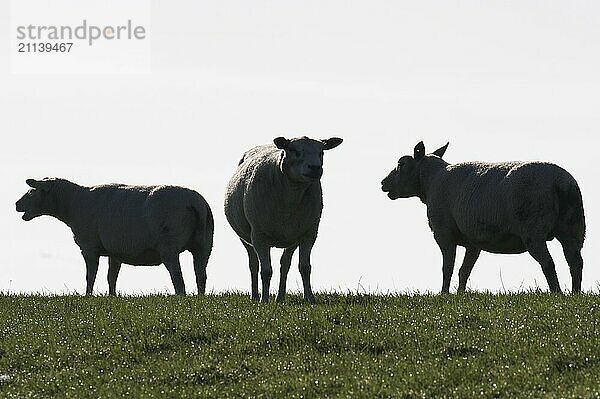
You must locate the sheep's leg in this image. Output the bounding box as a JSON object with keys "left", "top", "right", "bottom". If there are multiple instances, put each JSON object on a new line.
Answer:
{"left": 107, "top": 257, "right": 121, "bottom": 296}
{"left": 83, "top": 253, "right": 99, "bottom": 296}
{"left": 162, "top": 254, "right": 186, "bottom": 295}
{"left": 241, "top": 240, "right": 260, "bottom": 301}
{"left": 558, "top": 239, "right": 583, "bottom": 293}
{"left": 526, "top": 240, "right": 562, "bottom": 293}
{"left": 457, "top": 247, "right": 480, "bottom": 292}
{"left": 253, "top": 243, "right": 272, "bottom": 303}
{"left": 299, "top": 235, "right": 317, "bottom": 304}
{"left": 276, "top": 245, "right": 298, "bottom": 303}
{"left": 192, "top": 251, "right": 209, "bottom": 295}
{"left": 437, "top": 244, "right": 456, "bottom": 294}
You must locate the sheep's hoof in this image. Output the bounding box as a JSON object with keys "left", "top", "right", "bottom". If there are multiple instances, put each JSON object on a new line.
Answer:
{"left": 275, "top": 295, "right": 285, "bottom": 303}
{"left": 304, "top": 295, "right": 316, "bottom": 305}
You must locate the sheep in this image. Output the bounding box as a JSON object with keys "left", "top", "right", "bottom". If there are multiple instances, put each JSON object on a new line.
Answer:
{"left": 224, "top": 136, "right": 343, "bottom": 303}
{"left": 16, "top": 178, "right": 213, "bottom": 295}
{"left": 381, "top": 142, "right": 585, "bottom": 294}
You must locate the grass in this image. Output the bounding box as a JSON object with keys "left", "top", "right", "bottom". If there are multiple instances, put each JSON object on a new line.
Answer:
{"left": 0, "top": 292, "right": 599, "bottom": 398}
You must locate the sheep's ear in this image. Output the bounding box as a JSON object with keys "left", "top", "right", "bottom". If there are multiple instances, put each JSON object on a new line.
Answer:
{"left": 432, "top": 142, "right": 449, "bottom": 158}
{"left": 414, "top": 141, "right": 425, "bottom": 160}
{"left": 274, "top": 137, "right": 290, "bottom": 149}
{"left": 26, "top": 178, "right": 51, "bottom": 191}
{"left": 322, "top": 137, "right": 343, "bottom": 150}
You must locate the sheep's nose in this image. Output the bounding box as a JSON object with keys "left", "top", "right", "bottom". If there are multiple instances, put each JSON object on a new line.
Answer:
{"left": 305, "top": 165, "right": 323, "bottom": 179}
{"left": 381, "top": 177, "right": 390, "bottom": 191}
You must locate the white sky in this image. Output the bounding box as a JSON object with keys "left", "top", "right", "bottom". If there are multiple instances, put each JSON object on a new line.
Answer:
{"left": 0, "top": 1, "right": 599, "bottom": 295}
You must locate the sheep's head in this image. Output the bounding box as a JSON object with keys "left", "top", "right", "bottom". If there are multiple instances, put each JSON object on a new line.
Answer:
{"left": 16, "top": 178, "right": 56, "bottom": 221}
{"left": 274, "top": 136, "right": 343, "bottom": 183}
{"left": 381, "top": 141, "right": 449, "bottom": 200}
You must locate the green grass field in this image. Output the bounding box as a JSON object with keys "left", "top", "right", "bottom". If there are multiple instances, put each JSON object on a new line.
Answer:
{"left": 0, "top": 293, "right": 599, "bottom": 398}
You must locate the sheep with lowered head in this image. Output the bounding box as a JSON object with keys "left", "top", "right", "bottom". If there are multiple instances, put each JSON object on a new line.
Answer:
{"left": 16, "top": 178, "right": 214, "bottom": 295}
{"left": 381, "top": 142, "right": 585, "bottom": 293}
{"left": 224, "top": 136, "right": 343, "bottom": 303}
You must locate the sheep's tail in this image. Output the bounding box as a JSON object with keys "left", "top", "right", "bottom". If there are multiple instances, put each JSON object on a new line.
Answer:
{"left": 190, "top": 196, "right": 214, "bottom": 259}
{"left": 556, "top": 175, "right": 586, "bottom": 247}
{"left": 203, "top": 204, "right": 214, "bottom": 255}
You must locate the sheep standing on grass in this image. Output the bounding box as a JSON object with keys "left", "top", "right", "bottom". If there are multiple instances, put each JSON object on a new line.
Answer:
{"left": 381, "top": 142, "right": 585, "bottom": 293}
{"left": 224, "top": 136, "right": 343, "bottom": 303}
{"left": 16, "top": 178, "right": 214, "bottom": 295}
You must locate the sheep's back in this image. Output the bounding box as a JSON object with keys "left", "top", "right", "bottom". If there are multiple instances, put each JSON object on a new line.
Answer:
{"left": 442, "top": 162, "right": 524, "bottom": 238}
{"left": 432, "top": 161, "right": 571, "bottom": 248}
{"left": 224, "top": 145, "right": 281, "bottom": 242}
{"left": 89, "top": 184, "right": 199, "bottom": 256}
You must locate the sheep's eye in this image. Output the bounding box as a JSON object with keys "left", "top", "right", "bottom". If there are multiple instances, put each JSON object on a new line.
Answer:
{"left": 397, "top": 161, "right": 404, "bottom": 169}
{"left": 290, "top": 149, "right": 301, "bottom": 157}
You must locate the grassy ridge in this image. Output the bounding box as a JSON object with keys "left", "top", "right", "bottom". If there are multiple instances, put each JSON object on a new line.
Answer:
{"left": 0, "top": 293, "right": 599, "bottom": 398}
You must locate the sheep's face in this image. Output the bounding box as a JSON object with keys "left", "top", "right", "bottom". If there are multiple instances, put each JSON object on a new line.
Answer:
{"left": 381, "top": 154, "right": 422, "bottom": 200}
{"left": 16, "top": 179, "right": 55, "bottom": 221}
{"left": 381, "top": 141, "right": 449, "bottom": 200}
{"left": 274, "top": 136, "right": 343, "bottom": 183}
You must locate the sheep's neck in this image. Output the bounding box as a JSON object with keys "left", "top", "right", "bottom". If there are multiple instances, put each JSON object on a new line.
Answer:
{"left": 277, "top": 174, "right": 314, "bottom": 209}
{"left": 48, "top": 181, "right": 85, "bottom": 228}
{"left": 418, "top": 157, "right": 448, "bottom": 204}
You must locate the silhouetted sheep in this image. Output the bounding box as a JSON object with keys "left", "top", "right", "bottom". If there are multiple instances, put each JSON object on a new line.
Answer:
{"left": 224, "top": 136, "right": 343, "bottom": 303}
{"left": 16, "top": 178, "right": 213, "bottom": 295}
{"left": 381, "top": 142, "right": 585, "bottom": 293}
